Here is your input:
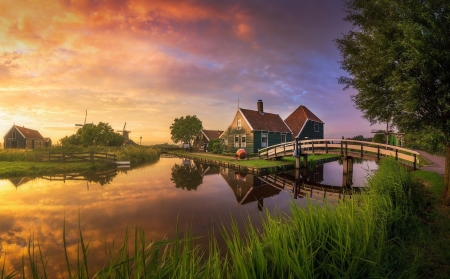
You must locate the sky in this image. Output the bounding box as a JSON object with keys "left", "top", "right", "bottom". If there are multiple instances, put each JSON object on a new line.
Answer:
{"left": 0, "top": 0, "right": 387, "bottom": 145}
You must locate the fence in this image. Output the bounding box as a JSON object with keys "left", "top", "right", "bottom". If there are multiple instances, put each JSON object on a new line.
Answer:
{"left": 34, "top": 151, "right": 116, "bottom": 164}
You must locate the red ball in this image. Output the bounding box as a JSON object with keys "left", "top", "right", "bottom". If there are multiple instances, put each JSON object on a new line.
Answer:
{"left": 236, "top": 149, "right": 247, "bottom": 159}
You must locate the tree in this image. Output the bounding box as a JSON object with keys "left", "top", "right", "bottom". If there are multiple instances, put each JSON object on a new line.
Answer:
{"left": 208, "top": 139, "right": 223, "bottom": 154}
{"left": 170, "top": 115, "right": 203, "bottom": 146}
{"left": 170, "top": 163, "right": 203, "bottom": 191}
{"left": 372, "top": 133, "right": 386, "bottom": 144}
{"left": 60, "top": 122, "right": 124, "bottom": 147}
{"left": 336, "top": 0, "right": 450, "bottom": 205}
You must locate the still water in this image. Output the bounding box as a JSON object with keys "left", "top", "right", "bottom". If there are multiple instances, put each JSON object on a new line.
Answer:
{"left": 0, "top": 156, "right": 377, "bottom": 276}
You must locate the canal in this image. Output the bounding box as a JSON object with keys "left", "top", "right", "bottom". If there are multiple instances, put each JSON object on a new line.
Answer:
{"left": 0, "top": 156, "right": 378, "bottom": 277}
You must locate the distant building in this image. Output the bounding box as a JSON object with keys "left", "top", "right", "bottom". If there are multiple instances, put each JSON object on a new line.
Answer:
{"left": 3, "top": 125, "right": 50, "bottom": 149}
{"left": 284, "top": 105, "right": 324, "bottom": 140}
{"left": 193, "top": 130, "right": 224, "bottom": 152}
{"left": 220, "top": 100, "right": 293, "bottom": 153}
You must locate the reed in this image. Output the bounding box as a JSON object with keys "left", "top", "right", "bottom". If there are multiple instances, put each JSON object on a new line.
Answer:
{"left": 0, "top": 158, "right": 424, "bottom": 278}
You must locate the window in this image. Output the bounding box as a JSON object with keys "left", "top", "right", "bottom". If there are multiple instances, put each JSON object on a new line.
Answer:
{"left": 314, "top": 123, "right": 319, "bottom": 132}
{"left": 281, "top": 134, "right": 286, "bottom": 143}
{"left": 237, "top": 119, "right": 242, "bottom": 130}
{"left": 12, "top": 130, "right": 16, "bottom": 139}
{"left": 199, "top": 134, "right": 203, "bottom": 140}
{"left": 234, "top": 135, "right": 239, "bottom": 147}
{"left": 241, "top": 135, "right": 246, "bottom": 147}
{"left": 261, "top": 133, "right": 268, "bottom": 148}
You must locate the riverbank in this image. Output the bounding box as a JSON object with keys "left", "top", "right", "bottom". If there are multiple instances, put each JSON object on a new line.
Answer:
{"left": 0, "top": 146, "right": 160, "bottom": 178}
{"left": 170, "top": 151, "right": 340, "bottom": 173}
{"left": 5, "top": 157, "right": 449, "bottom": 278}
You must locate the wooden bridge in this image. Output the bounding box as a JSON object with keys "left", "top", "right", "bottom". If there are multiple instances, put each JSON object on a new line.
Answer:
{"left": 258, "top": 139, "right": 420, "bottom": 169}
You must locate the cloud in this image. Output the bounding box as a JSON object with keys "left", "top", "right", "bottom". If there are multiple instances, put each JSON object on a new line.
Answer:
{"left": 0, "top": 0, "right": 379, "bottom": 144}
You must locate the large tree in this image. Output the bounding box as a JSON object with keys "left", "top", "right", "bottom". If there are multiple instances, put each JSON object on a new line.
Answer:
{"left": 336, "top": 0, "right": 450, "bottom": 204}
{"left": 170, "top": 115, "right": 203, "bottom": 146}
{"left": 60, "top": 122, "right": 124, "bottom": 147}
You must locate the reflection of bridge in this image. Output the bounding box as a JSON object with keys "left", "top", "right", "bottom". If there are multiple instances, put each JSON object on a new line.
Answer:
{"left": 259, "top": 171, "right": 355, "bottom": 203}
{"left": 258, "top": 139, "right": 419, "bottom": 169}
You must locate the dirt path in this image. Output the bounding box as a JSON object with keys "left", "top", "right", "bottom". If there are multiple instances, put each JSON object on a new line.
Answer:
{"left": 417, "top": 150, "right": 446, "bottom": 176}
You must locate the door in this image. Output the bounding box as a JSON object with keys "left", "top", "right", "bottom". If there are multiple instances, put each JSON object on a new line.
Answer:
{"left": 261, "top": 133, "right": 268, "bottom": 148}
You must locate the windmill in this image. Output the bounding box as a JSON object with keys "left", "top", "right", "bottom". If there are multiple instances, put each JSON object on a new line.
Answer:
{"left": 75, "top": 110, "right": 88, "bottom": 127}
{"left": 117, "top": 122, "right": 131, "bottom": 140}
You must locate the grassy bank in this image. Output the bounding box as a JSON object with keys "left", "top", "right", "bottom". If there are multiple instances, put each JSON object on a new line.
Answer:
{"left": 3, "top": 157, "right": 444, "bottom": 278}
{"left": 0, "top": 146, "right": 160, "bottom": 178}
{"left": 172, "top": 151, "right": 339, "bottom": 169}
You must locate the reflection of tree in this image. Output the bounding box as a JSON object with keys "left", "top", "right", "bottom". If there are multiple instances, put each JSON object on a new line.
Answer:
{"left": 170, "top": 164, "right": 203, "bottom": 191}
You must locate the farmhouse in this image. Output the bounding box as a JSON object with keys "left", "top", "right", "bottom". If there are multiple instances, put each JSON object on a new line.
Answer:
{"left": 3, "top": 125, "right": 50, "bottom": 149}
{"left": 193, "top": 130, "right": 224, "bottom": 152}
{"left": 220, "top": 100, "right": 293, "bottom": 153}
{"left": 284, "top": 105, "right": 324, "bottom": 140}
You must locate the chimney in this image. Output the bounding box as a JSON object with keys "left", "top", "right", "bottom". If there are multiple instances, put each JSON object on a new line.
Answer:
{"left": 257, "top": 99, "right": 263, "bottom": 114}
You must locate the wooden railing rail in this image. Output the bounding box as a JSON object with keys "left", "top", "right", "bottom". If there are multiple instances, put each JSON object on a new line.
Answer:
{"left": 258, "top": 139, "right": 419, "bottom": 167}
{"left": 34, "top": 151, "right": 116, "bottom": 164}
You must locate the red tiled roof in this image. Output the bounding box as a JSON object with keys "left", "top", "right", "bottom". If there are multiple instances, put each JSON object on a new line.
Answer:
{"left": 284, "top": 106, "right": 323, "bottom": 137}
{"left": 240, "top": 108, "right": 291, "bottom": 133}
{"left": 202, "top": 130, "right": 224, "bottom": 141}
{"left": 14, "top": 125, "right": 44, "bottom": 139}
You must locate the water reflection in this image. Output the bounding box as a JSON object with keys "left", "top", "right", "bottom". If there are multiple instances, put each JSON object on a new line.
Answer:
{"left": 0, "top": 156, "right": 378, "bottom": 277}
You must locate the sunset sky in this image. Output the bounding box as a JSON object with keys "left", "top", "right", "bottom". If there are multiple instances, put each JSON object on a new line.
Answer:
{"left": 0, "top": 0, "right": 386, "bottom": 145}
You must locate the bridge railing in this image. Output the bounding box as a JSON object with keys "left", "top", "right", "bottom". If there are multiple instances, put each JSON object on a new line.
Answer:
{"left": 258, "top": 139, "right": 420, "bottom": 166}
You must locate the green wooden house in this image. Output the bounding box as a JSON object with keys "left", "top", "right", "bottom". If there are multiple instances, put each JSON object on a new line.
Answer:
{"left": 284, "top": 105, "right": 324, "bottom": 140}
{"left": 220, "top": 100, "right": 293, "bottom": 154}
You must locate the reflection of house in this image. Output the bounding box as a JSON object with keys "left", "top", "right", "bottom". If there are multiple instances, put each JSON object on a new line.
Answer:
{"left": 8, "top": 177, "right": 32, "bottom": 188}
{"left": 3, "top": 125, "right": 50, "bottom": 149}
{"left": 193, "top": 130, "right": 224, "bottom": 152}
{"left": 220, "top": 100, "right": 292, "bottom": 153}
{"left": 284, "top": 105, "right": 324, "bottom": 140}
{"left": 219, "top": 167, "right": 281, "bottom": 210}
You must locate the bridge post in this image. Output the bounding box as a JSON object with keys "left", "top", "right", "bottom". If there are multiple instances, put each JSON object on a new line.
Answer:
{"left": 295, "top": 139, "right": 301, "bottom": 169}
{"left": 395, "top": 149, "right": 398, "bottom": 160}
{"left": 342, "top": 156, "right": 353, "bottom": 188}
{"left": 377, "top": 146, "right": 380, "bottom": 160}
{"left": 345, "top": 142, "right": 348, "bottom": 156}
{"left": 325, "top": 141, "right": 328, "bottom": 153}
{"left": 360, "top": 143, "right": 363, "bottom": 158}
{"left": 340, "top": 141, "right": 343, "bottom": 155}
{"left": 414, "top": 154, "right": 417, "bottom": 170}
{"left": 312, "top": 142, "right": 315, "bottom": 153}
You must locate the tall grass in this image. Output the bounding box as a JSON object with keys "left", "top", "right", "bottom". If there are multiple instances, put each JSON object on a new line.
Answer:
{"left": 1, "top": 158, "right": 423, "bottom": 278}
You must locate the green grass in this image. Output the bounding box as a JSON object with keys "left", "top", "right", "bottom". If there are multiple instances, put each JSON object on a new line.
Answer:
{"left": 0, "top": 161, "right": 107, "bottom": 177}
{"left": 0, "top": 146, "right": 160, "bottom": 178}
{"left": 172, "top": 152, "right": 339, "bottom": 169}
{"left": 171, "top": 152, "right": 292, "bottom": 168}
{"left": 2, "top": 157, "right": 437, "bottom": 278}
{"left": 409, "top": 170, "right": 450, "bottom": 278}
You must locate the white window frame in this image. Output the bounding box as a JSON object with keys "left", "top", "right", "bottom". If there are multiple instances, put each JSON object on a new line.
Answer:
{"left": 12, "top": 130, "right": 16, "bottom": 139}
{"left": 281, "top": 134, "right": 286, "bottom": 143}
{"left": 241, "top": 135, "right": 246, "bottom": 147}
{"left": 261, "top": 133, "right": 268, "bottom": 148}
{"left": 237, "top": 118, "right": 242, "bottom": 130}
{"left": 314, "top": 123, "right": 319, "bottom": 132}
{"left": 234, "top": 135, "right": 240, "bottom": 147}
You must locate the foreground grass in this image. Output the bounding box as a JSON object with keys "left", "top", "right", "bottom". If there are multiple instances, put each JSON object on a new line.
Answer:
{"left": 410, "top": 171, "right": 450, "bottom": 278}
{"left": 3, "top": 157, "right": 441, "bottom": 278}
{"left": 0, "top": 146, "right": 160, "bottom": 178}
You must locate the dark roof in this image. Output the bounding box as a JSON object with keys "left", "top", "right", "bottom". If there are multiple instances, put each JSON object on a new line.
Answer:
{"left": 202, "top": 130, "right": 224, "bottom": 141}
{"left": 240, "top": 108, "right": 291, "bottom": 133}
{"left": 14, "top": 125, "right": 44, "bottom": 139}
{"left": 284, "top": 106, "right": 323, "bottom": 137}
